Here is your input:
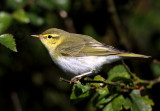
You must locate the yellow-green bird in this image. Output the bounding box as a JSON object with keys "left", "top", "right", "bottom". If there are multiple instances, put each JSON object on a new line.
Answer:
{"left": 31, "top": 28, "right": 150, "bottom": 81}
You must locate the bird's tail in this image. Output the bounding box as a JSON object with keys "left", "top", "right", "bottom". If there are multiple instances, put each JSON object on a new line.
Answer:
{"left": 117, "top": 53, "right": 151, "bottom": 58}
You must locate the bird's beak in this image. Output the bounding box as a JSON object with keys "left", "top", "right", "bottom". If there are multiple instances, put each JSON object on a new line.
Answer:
{"left": 31, "top": 35, "right": 41, "bottom": 38}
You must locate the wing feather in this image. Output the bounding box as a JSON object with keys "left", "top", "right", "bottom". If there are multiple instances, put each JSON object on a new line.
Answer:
{"left": 56, "top": 34, "right": 121, "bottom": 57}
{"left": 55, "top": 33, "right": 150, "bottom": 58}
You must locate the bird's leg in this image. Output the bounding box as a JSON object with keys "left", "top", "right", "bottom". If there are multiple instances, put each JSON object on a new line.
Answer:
{"left": 59, "top": 77, "right": 71, "bottom": 83}
{"left": 70, "top": 70, "right": 93, "bottom": 84}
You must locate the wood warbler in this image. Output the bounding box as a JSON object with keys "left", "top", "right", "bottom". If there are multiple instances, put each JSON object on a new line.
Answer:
{"left": 31, "top": 28, "right": 150, "bottom": 81}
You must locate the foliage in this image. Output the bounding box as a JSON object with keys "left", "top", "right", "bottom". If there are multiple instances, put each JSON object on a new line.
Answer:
{"left": 70, "top": 65, "right": 154, "bottom": 111}
{"left": 0, "top": 0, "right": 160, "bottom": 111}
{"left": 0, "top": 12, "right": 17, "bottom": 52}
{"left": 0, "top": 34, "right": 17, "bottom": 52}
{"left": 0, "top": 12, "right": 12, "bottom": 34}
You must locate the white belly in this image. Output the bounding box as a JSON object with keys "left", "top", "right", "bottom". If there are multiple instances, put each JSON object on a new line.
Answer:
{"left": 53, "top": 55, "right": 122, "bottom": 75}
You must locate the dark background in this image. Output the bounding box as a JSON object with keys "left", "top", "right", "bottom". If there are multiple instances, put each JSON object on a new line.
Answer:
{"left": 0, "top": 0, "right": 160, "bottom": 111}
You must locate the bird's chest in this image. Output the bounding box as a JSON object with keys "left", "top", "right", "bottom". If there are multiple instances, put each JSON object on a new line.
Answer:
{"left": 53, "top": 56, "right": 107, "bottom": 75}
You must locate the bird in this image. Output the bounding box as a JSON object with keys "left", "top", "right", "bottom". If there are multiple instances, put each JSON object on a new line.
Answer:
{"left": 31, "top": 28, "right": 150, "bottom": 82}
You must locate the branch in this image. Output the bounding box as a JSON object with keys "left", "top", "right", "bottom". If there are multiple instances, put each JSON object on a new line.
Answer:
{"left": 106, "top": 0, "right": 132, "bottom": 50}
{"left": 85, "top": 79, "right": 135, "bottom": 90}
{"left": 122, "top": 60, "right": 160, "bottom": 89}
{"left": 60, "top": 60, "right": 160, "bottom": 90}
{"left": 11, "top": 92, "right": 22, "bottom": 111}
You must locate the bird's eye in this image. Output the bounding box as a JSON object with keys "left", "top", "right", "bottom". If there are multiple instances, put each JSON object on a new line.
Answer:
{"left": 48, "top": 35, "right": 52, "bottom": 38}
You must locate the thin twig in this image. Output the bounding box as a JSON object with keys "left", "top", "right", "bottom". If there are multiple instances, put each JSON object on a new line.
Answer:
{"left": 11, "top": 92, "right": 22, "bottom": 111}
{"left": 107, "top": 0, "right": 132, "bottom": 50}
{"left": 122, "top": 60, "right": 160, "bottom": 88}
{"left": 135, "top": 77, "right": 160, "bottom": 88}
{"left": 59, "top": 77, "right": 71, "bottom": 83}
{"left": 121, "top": 60, "right": 139, "bottom": 80}
{"left": 85, "top": 79, "right": 135, "bottom": 90}
{"left": 60, "top": 60, "right": 160, "bottom": 90}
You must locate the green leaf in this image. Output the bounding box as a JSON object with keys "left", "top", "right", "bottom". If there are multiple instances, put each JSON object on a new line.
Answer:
{"left": 53, "top": 0, "right": 71, "bottom": 11}
{"left": 12, "top": 9, "right": 30, "bottom": 23}
{"left": 91, "top": 75, "right": 105, "bottom": 87}
{"left": 112, "top": 95, "right": 125, "bottom": 110}
{"left": 103, "top": 95, "right": 125, "bottom": 111}
{"left": 130, "top": 90, "right": 152, "bottom": 111}
{"left": 150, "top": 63, "right": 160, "bottom": 77}
{"left": 93, "top": 93, "right": 112, "bottom": 110}
{"left": 124, "top": 98, "right": 132, "bottom": 110}
{"left": 95, "top": 89, "right": 110, "bottom": 106}
{"left": 0, "top": 12, "right": 12, "bottom": 34}
{"left": 93, "top": 93, "right": 122, "bottom": 110}
{"left": 6, "top": 0, "right": 28, "bottom": 10}
{"left": 141, "top": 96, "right": 154, "bottom": 106}
{"left": 38, "top": 0, "right": 71, "bottom": 11}
{"left": 70, "top": 82, "right": 90, "bottom": 103}
{"left": 96, "top": 85, "right": 109, "bottom": 95}
{"left": 108, "top": 65, "right": 131, "bottom": 82}
{"left": 27, "top": 12, "right": 44, "bottom": 26}
{"left": 76, "top": 81, "right": 90, "bottom": 93}
{"left": 37, "top": 0, "right": 56, "bottom": 10}
{"left": 0, "top": 34, "right": 17, "bottom": 52}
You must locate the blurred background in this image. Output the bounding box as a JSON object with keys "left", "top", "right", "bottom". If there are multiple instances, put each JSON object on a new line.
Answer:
{"left": 0, "top": 0, "right": 160, "bottom": 111}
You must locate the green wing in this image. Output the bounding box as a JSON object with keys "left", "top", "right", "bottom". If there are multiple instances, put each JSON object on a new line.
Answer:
{"left": 56, "top": 40, "right": 85, "bottom": 56}
{"left": 56, "top": 34, "right": 150, "bottom": 58}
{"left": 56, "top": 34, "right": 118, "bottom": 57}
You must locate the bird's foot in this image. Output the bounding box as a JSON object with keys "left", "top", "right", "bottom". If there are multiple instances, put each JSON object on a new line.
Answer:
{"left": 70, "top": 77, "right": 81, "bottom": 84}
{"left": 70, "top": 70, "right": 94, "bottom": 84}
{"left": 59, "top": 77, "right": 81, "bottom": 85}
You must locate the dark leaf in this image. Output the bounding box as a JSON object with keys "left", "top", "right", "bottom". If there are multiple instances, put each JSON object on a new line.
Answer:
{"left": 12, "top": 8, "right": 30, "bottom": 23}
{"left": 70, "top": 82, "right": 91, "bottom": 103}
{"left": 124, "top": 98, "right": 132, "bottom": 110}
{"left": 108, "top": 65, "right": 131, "bottom": 81}
{"left": 0, "top": 34, "right": 17, "bottom": 52}
{"left": 103, "top": 95, "right": 125, "bottom": 111}
{"left": 27, "top": 12, "right": 44, "bottom": 26}
{"left": 150, "top": 63, "right": 160, "bottom": 77}
{"left": 91, "top": 75, "right": 105, "bottom": 87}
{"left": 130, "top": 90, "right": 152, "bottom": 111}
{"left": 0, "top": 12, "right": 12, "bottom": 34}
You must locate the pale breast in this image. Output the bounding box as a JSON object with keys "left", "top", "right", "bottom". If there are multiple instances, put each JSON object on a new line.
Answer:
{"left": 53, "top": 55, "right": 121, "bottom": 75}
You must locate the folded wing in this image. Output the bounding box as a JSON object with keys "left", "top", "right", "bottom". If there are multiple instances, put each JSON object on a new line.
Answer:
{"left": 56, "top": 34, "right": 150, "bottom": 58}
